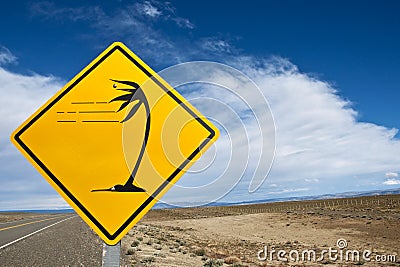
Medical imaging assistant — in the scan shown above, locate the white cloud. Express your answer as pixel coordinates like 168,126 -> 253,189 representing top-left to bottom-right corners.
133,1 -> 194,28
200,37 -> 235,54
383,179 -> 400,185
172,17 -> 194,29
0,54 -> 65,210
195,57 -> 400,184
0,68 -> 62,147
136,1 -> 162,18
241,58 -> 400,183
383,172 -> 400,185
305,178 -> 319,183
265,188 -> 309,195
386,172 -> 398,178
0,46 -> 17,65
0,195 -> 68,211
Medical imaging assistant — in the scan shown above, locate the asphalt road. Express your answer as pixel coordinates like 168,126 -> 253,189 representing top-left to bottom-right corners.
0,215 -> 103,266
0,214 -> 73,249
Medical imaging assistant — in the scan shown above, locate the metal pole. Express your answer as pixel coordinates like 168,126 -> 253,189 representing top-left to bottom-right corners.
102,241 -> 121,267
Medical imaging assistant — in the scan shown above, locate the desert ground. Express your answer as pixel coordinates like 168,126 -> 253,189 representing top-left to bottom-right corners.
1,194 -> 399,266
0,211 -> 56,223
121,195 -> 400,266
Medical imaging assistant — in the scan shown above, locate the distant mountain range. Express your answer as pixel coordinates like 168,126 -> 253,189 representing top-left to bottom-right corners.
1,208 -> 74,213
154,187 -> 400,209
2,188 -> 399,212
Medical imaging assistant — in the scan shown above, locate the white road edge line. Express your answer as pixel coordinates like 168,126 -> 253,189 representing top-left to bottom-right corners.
0,215 -> 77,249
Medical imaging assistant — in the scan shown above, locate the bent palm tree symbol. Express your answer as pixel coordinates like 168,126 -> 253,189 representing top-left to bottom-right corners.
91,79 -> 150,192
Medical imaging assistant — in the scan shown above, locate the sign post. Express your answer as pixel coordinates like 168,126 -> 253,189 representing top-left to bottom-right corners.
11,42 -> 219,249
102,241 -> 121,267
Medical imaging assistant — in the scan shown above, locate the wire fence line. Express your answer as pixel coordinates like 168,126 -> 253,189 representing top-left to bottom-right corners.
218,195 -> 400,215
145,195 -> 400,221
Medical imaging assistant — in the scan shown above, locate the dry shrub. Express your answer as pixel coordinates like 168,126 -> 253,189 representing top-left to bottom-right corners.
224,256 -> 241,264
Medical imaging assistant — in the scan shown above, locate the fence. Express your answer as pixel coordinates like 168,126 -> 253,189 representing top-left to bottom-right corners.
220,195 -> 400,215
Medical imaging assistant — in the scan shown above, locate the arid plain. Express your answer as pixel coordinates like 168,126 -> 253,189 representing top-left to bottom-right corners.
1,194 -> 399,266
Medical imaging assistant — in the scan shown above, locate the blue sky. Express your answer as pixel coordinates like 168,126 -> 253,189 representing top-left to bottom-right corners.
0,0 -> 399,209
3,0 -> 400,130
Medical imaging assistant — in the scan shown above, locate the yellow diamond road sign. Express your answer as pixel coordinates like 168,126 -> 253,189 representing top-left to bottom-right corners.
11,42 -> 219,245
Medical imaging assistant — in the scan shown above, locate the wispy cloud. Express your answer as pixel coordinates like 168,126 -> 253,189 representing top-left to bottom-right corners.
383,179 -> 400,185
30,1 -> 196,66
1,195 -> 68,210
172,17 -> 195,29
265,188 -> 309,195
0,46 -> 17,65
133,1 -> 194,28
30,1 -> 104,22
135,1 -> 162,18
383,172 -> 400,185
386,172 -> 398,178
29,1 -> 233,67
305,178 -> 319,183
200,37 -> 236,54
